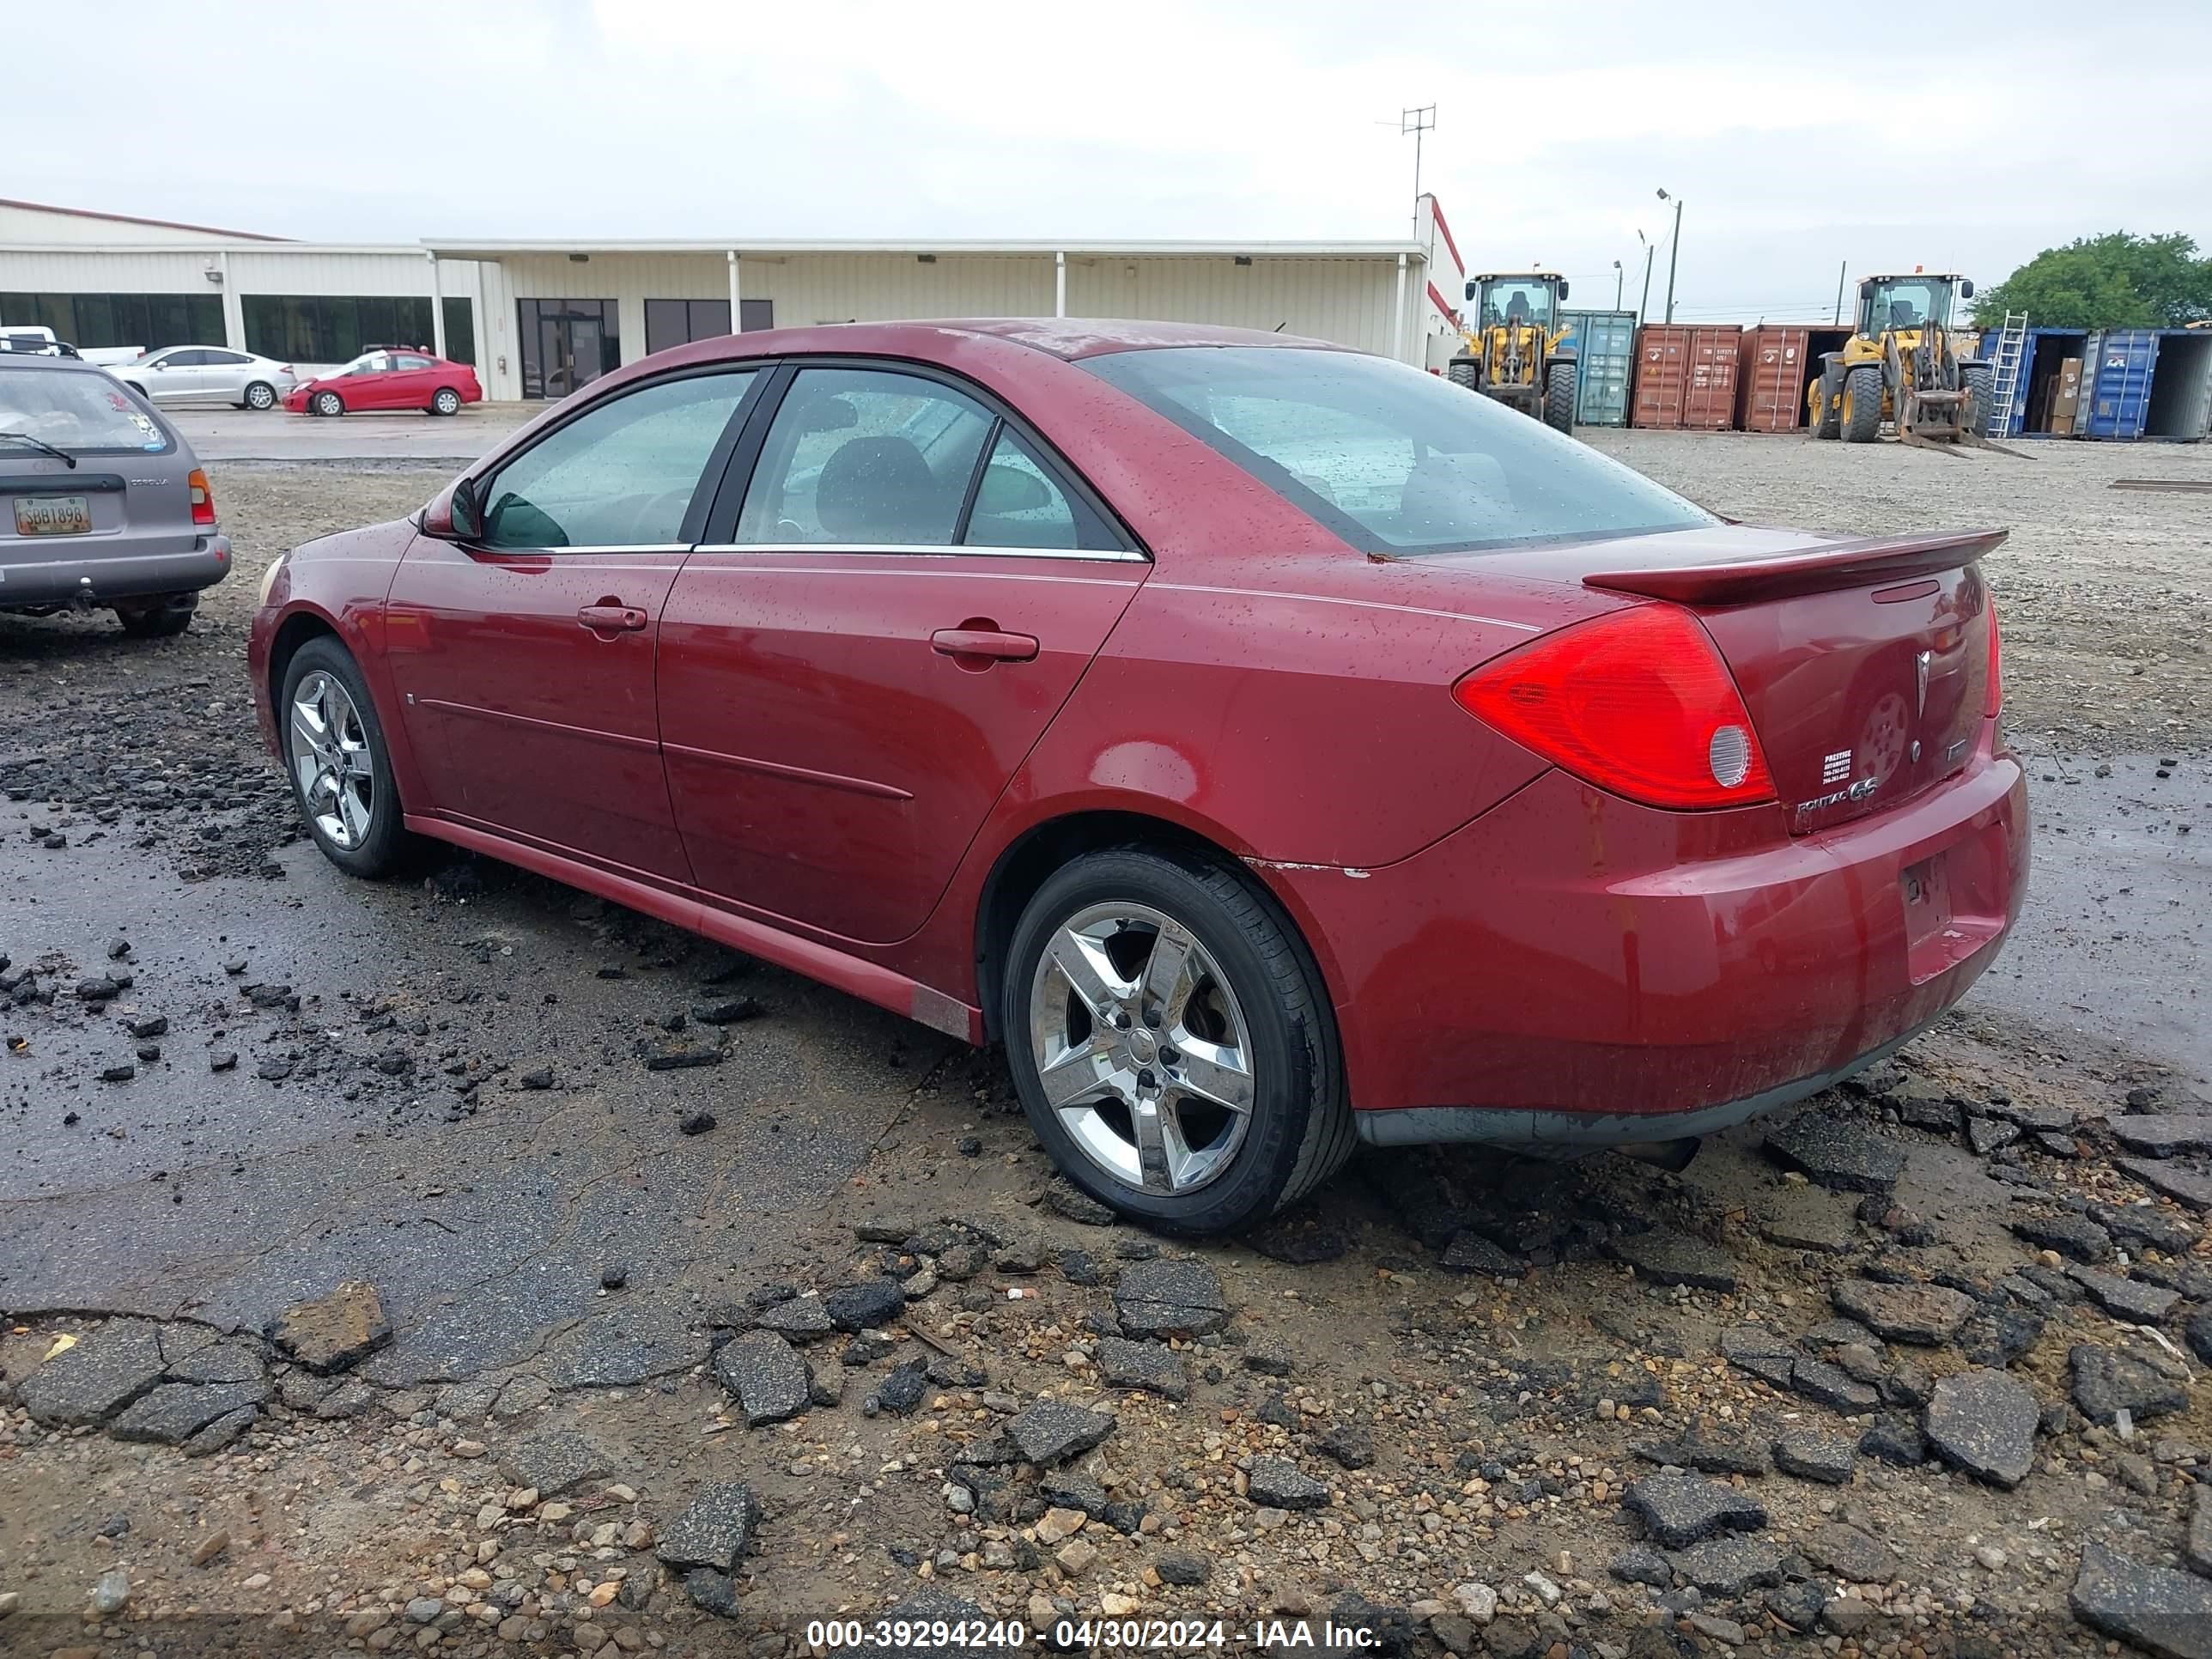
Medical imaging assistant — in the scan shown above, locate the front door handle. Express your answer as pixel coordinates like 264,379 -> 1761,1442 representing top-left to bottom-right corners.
931,627 -> 1038,663
578,602 -> 648,634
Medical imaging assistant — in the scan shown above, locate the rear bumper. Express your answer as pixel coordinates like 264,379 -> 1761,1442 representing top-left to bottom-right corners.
1261,731 -> 2027,1143
0,534 -> 232,606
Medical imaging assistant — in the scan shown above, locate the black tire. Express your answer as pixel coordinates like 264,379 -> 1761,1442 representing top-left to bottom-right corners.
244,380 -> 277,411
1544,362 -> 1577,433
1447,359 -> 1479,390
1001,845 -> 1353,1234
1811,360 -> 1844,438
1962,363 -> 1996,436
115,593 -> 197,638
1841,364 -> 1884,443
430,386 -> 462,416
278,636 -> 415,879
313,390 -> 344,417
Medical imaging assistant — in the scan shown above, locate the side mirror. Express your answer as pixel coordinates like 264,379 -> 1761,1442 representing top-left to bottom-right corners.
1557,280 -> 1570,301
1960,279 -> 1976,300
422,475 -> 483,541
1463,279 -> 1479,302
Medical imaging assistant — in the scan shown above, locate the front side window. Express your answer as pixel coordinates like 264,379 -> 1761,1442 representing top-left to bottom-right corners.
479,370 -> 757,550
0,367 -> 172,453
736,368 -> 994,546
1083,346 -> 1711,556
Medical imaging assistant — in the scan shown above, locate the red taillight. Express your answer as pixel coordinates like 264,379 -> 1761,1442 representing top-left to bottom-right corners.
1453,605 -> 1776,811
187,467 -> 216,527
1983,595 -> 2002,719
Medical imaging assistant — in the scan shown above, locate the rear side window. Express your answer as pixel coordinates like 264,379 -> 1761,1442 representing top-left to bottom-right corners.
965,428 -> 1083,550
736,368 -> 994,546
480,369 -> 757,549
0,367 -> 172,453
1082,346 -> 1711,555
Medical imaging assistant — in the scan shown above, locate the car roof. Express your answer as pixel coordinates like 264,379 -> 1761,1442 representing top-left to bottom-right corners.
705,317 -> 1343,363
0,351 -> 108,374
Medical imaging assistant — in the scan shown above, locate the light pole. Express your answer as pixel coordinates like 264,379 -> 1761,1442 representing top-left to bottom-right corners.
1637,229 -> 1655,323
1613,259 -> 1623,309
1656,187 -> 1685,324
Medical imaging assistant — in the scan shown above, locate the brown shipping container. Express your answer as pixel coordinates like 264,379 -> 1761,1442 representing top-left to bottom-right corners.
1632,325 -> 1742,428
1737,325 -> 1812,431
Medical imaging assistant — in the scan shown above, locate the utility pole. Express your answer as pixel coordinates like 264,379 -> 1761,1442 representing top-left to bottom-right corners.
1833,259 -> 1848,325
1637,230 -> 1655,323
1656,188 -> 1685,324
1401,106 -> 1435,239
1613,260 -> 1623,309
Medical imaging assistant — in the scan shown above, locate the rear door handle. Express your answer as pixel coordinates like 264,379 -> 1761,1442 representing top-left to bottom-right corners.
578,603 -> 648,633
931,628 -> 1038,663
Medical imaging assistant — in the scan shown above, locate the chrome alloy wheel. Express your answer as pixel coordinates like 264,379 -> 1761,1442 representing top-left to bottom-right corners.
1026,902 -> 1256,1194
288,671 -> 374,848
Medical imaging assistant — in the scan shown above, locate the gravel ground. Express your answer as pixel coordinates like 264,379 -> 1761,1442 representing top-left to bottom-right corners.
2,441 -> 2210,1659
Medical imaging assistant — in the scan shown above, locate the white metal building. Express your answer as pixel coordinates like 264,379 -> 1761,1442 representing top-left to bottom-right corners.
3,198 -> 1467,400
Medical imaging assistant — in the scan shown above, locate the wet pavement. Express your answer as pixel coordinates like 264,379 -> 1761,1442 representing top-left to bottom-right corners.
167,403 -> 534,463
1,827 -> 954,1381
1976,748 -> 2209,1082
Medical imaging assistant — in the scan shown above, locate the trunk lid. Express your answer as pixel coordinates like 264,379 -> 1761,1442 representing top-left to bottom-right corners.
1417,524 -> 2000,833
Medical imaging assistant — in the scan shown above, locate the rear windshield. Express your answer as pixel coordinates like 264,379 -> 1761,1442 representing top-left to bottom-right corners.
0,366 -> 173,454
1082,346 -> 1711,555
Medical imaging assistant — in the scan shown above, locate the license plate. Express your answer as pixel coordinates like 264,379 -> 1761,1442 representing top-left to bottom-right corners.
13,495 -> 92,536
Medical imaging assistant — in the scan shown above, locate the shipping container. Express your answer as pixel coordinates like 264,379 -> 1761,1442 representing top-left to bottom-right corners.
1735,325 -> 1853,432
1990,328 -> 2088,438
1557,307 -> 1636,426
2078,329 -> 2160,440
2145,329 -> 2212,441
1632,324 -> 1741,428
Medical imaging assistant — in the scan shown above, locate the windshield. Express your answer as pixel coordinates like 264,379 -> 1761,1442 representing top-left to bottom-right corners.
1477,280 -> 1557,331
0,367 -> 172,453
1082,346 -> 1711,556
1863,278 -> 1953,332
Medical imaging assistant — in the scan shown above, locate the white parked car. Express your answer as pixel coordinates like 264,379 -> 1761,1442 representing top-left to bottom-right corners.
113,346 -> 297,410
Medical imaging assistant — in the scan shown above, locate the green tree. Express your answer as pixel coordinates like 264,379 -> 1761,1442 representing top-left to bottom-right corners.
1973,232 -> 2212,329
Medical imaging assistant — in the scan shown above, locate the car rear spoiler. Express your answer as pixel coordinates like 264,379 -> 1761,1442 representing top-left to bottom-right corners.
1583,528 -> 2006,605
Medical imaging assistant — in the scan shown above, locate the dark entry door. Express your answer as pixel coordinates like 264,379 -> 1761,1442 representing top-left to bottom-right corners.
518,300 -> 618,398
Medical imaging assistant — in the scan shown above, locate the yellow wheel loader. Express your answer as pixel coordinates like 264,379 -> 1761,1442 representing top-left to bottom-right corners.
1448,272 -> 1578,434
1808,272 -> 2002,452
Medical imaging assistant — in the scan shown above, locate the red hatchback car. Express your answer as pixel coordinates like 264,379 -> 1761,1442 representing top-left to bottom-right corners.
248,319 -> 2027,1232
283,348 -> 482,417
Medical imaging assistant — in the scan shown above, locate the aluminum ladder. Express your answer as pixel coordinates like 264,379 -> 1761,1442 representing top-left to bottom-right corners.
1984,312 -> 2029,437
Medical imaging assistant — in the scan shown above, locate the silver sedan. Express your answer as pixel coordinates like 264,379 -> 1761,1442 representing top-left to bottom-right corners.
113,346 -> 297,410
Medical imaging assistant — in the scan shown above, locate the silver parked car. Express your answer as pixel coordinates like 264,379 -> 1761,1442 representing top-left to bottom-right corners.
0,353 -> 233,636
114,345 -> 296,410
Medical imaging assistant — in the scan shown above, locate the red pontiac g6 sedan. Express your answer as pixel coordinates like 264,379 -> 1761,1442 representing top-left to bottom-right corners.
248,319 -> 2027,1232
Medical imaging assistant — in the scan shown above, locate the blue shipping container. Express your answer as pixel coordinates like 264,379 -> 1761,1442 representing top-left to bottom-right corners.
1989,328 -> 2088,438
2080,330 -> 2160,439
1557,307 -> 1636,427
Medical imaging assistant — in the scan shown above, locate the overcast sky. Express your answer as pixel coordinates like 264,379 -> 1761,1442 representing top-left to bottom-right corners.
13,0 -> 2209,319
